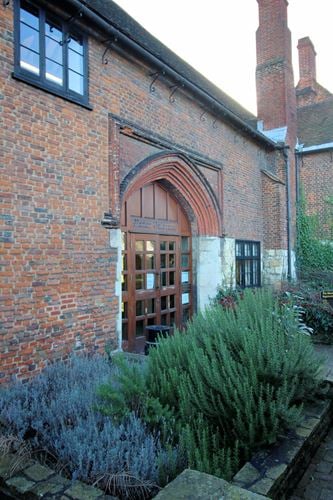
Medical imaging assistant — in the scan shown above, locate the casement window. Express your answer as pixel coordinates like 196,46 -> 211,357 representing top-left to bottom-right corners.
14,0 -> 89,107
235,240 -> 261,288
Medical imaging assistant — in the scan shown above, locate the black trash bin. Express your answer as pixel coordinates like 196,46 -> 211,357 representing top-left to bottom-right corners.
145,325 -> 171,355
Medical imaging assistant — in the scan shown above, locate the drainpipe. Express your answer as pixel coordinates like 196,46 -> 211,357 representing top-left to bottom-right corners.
283,147 -> 292,281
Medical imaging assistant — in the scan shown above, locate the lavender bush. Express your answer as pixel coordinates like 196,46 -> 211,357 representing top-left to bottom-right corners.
0,355 -> 182,498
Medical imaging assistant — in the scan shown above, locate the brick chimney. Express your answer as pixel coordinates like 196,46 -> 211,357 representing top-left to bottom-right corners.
256,0 -> 297,147
297,37 -> 316,88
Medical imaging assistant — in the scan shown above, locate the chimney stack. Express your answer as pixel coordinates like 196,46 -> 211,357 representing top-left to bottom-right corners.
297,37 -> 317,88
256,0 -> 297,146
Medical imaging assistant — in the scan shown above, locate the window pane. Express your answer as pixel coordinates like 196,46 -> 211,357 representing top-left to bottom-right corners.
160,241 -> 167,251
122,254 -> 127,271
170,295 -> 175,308
122,274 -> 128,292
68,70 -> 83,95
20,23 -> 39,52
68,48 -> 83,74
169,254 -> 175,267
161,296 -> 167,310
253,261 -> 259,286
135,241 -> 144,251
161,272 -> 167,287
161,314 -> 168,326
181,237 -> 189,252
45,20 -> 62,43
145,254 -> 154,269
69,35 -> 83,55
136,300 -> 144,316
161,254 -> 166,269
182,308 -> 190,323
236,261 -> 242,287
236,242 -> 242,257
20,46 -> 39,74
244,260 -> 251,286
122,302 -> 127,320
245,243 -> 251,257
136,320 -> 144,337
169,241 -> 175,251
45,59 -> 63,86
20,2 -> 39,30
135,274 -> 144,290
169,271 -> 175,285
181,255 -> 189,267
146,240 -> 155,252
147,299 -> 155,314
45,37 -> 63,64
122,232 -> 127,251
182,293 -> 189,305
122,322 -> 128,340
135,254 -> 143,270
253,244 -> 259,256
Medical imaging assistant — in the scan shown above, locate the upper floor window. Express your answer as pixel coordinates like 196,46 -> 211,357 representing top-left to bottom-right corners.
236,240 -> 261,288
14,0 -> 89,106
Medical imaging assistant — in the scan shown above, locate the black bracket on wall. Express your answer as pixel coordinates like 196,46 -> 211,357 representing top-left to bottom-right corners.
60,10 -> 83,45
200,111 -> 207,122
3,0 -> 10,6
102,36 -> 118,64
169,83 -> 184,103
101,212 -> 119,229
149,71 -> 165,93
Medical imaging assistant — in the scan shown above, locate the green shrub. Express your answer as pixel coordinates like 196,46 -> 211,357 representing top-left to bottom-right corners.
297,193 -> 333,273
281,280 -> 333,343
147,289 -> 323,478
97,354 -> 174,433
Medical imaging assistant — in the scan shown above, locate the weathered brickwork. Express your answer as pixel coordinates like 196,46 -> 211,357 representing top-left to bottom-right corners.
299,151 -> 333,237
1,0 -> 330,381
0,2 -> 283,382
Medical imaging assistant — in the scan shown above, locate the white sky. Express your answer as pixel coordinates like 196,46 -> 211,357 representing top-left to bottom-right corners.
112,0 -> 333,115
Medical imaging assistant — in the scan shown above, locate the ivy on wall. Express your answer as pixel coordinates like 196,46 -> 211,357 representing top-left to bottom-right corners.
296,191 -> 333,275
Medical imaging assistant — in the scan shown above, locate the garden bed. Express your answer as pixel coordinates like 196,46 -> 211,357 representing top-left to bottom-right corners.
1,394 -> 332,500
0,290 -> 328,499
232,396 -> 333,499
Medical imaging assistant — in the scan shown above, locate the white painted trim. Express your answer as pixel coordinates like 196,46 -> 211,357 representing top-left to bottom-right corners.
109,228 -> 123,351
298,142 -> 333,152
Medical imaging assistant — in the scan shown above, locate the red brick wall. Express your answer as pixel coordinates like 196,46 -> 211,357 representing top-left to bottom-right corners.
299,152 -> 333,237
0,2 -> 284,382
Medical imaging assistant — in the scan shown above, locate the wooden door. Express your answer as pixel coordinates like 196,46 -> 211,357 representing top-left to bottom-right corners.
121,182 -> 192,352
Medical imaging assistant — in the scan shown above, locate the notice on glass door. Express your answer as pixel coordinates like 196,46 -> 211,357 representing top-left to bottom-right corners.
181,271 -> 189,283
146,273 -> 155,290
182,293 -> 189,304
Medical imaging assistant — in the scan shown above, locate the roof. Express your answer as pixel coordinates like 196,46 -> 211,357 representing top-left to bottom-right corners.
83,0 -> 257,124
297,97 -> 333,148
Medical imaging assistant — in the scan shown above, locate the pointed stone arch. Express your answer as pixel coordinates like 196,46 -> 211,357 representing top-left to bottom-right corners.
121,152 -> 222,236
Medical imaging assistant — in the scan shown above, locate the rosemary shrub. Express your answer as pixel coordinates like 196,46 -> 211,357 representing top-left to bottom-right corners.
147,289 -> 323,477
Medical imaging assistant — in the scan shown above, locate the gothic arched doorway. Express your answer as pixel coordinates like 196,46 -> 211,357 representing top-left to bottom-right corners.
121,182 -> 192,352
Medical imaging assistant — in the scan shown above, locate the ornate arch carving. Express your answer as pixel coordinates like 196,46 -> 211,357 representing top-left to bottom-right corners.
121,152 -> 222,236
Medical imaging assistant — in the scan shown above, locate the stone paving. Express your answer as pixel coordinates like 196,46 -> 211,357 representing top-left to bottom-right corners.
288,344 -> 333,500
289,427 -> 333,500
314,344 -> 333,383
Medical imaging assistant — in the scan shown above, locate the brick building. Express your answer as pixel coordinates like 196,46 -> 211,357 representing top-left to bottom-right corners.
0,0 -> 332,382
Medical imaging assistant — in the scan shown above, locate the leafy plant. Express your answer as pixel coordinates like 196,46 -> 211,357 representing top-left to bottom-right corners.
296,191 -> 333,275
281,281 -> 333,343
147,289 -> 323,477
97,354 -> 174,431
